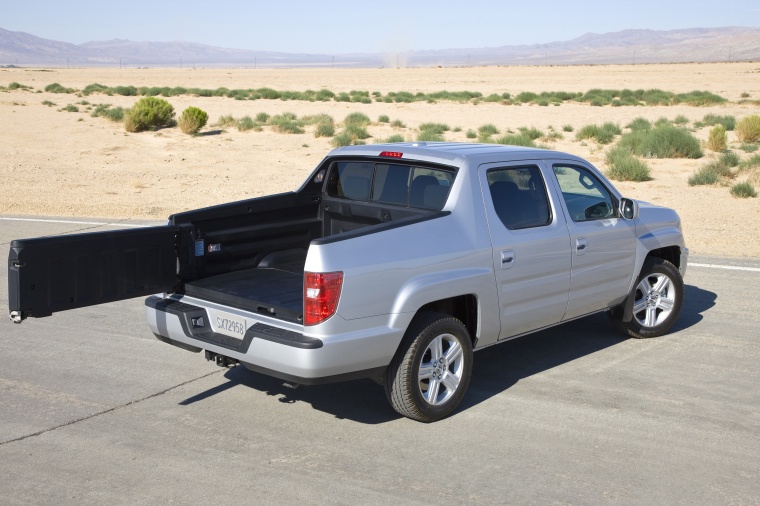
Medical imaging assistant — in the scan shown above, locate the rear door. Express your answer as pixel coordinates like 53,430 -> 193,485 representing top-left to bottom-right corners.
479,161 -> 572,339
8,226 -> 183,321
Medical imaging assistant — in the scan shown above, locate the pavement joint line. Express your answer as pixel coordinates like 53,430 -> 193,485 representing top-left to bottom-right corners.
0,369 -> 224,446
689,262 -> 760,273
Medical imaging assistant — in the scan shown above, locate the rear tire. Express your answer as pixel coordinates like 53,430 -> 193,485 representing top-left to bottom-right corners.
610,257 -> 683,339
384,312 -> 473,422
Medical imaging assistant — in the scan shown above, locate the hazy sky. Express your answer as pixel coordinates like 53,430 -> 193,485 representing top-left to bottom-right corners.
3,0 -> 759,54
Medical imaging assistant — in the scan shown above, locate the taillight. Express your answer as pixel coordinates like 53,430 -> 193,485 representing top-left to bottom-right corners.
304,272 -> 343,326
379,151 -> 403,158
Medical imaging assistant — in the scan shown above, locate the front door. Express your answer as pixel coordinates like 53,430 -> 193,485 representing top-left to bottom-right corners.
547,161 -> 637,320
479,162 -> 572,339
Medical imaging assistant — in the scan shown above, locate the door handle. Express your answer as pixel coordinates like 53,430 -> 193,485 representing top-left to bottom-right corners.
576,238 -> 588,255
501,250 -> 515,269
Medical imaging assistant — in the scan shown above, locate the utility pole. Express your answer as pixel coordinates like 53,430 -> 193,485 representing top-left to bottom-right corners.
254,57 -> 257,69
396,54 -> 399,69
119,58 -> 122,69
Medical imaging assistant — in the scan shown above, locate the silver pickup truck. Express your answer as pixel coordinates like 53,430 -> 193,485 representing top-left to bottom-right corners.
8,142 -> 687,422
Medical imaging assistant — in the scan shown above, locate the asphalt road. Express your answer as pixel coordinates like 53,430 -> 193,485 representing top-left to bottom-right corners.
1,216 -> 759,505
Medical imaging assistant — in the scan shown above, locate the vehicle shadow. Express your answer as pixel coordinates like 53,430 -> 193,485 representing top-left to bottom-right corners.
671,284 -> 716,332
178,283 -> 716,424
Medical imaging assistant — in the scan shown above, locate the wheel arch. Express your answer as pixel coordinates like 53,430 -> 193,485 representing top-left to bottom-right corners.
646,245 -> 682,270
416,294 -> 479,347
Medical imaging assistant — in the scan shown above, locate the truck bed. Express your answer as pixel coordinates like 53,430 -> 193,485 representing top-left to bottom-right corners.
184,266 -> 304,323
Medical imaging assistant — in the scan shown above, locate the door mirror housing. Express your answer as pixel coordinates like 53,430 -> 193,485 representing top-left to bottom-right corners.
620,198 -> 639,220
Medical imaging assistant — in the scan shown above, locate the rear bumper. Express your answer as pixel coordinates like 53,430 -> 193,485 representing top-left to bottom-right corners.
145,295 -> 401,384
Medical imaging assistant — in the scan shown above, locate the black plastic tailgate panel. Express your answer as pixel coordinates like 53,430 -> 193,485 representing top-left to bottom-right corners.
9,226 -> 180,319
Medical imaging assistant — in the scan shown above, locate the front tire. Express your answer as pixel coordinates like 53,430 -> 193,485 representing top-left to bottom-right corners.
611,257 -> 684,339
385,312 -> 473,422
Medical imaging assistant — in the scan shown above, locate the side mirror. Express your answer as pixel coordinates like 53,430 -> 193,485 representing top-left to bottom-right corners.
620,198 -> 639,220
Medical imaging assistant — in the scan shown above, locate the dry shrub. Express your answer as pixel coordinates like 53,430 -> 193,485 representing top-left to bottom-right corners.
736,115 -> 760,143
178,106 -> 208,135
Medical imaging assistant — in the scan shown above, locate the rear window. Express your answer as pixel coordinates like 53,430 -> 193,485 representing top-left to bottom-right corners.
326,161 -> 455,211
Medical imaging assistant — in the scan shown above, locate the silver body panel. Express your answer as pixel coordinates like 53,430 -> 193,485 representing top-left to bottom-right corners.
146,143 -> 687,380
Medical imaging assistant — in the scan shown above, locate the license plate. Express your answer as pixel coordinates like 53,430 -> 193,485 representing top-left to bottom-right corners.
210,310 -> 248,340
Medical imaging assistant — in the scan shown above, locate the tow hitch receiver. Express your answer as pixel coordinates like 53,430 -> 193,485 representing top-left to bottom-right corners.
205,350 -> 238,368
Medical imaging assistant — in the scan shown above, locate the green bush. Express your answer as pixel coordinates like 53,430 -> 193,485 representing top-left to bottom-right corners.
495,134 -> 536,147
237,116 -> 257,131
730,182 -> 757,198
739,154 -> 760,171
215,114 -> 237,127
41,100 -> 56,107
720,151 -> 740,167
123,97 -> 175,132
82,83 -> 109,96
384,134 -> 406,143
417,130 -> 444,142
654,117 -> 672,128
477,124 -> 499,138
707,125 -> 727,152
378,114 -> 390,123
576,123 -> 621,144
113,85 -> 138,96
688,166 -> 720,186
618,125 -> 702,159
736,115 -> 760,143
390,119 -> 406,128
674,115 -> 689,125
605,145 -> 652,181
60,104 -> 78,112
178,106 -> 208,134
626,117 -> 652,131
344,112 -> 371,126
739,143 -> 759,153
301,113 -> 334,126
419,123 -> 450,134
332,131 -> 367,147
518,127 -> 545,140
343,123 -> 370,140
562,124 -> 573,132
45,83 -> 74,94
91,104 -> 125,122
314,122 -> 335,138
255,112 -> 270,123
695,114 -> 735,130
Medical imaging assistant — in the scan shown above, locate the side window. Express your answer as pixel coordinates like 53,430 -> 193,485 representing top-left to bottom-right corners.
552,165 -> 615,222
487,166 -> 551,230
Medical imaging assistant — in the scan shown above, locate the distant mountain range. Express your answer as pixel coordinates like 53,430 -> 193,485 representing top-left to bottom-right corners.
1,26 -> 759,68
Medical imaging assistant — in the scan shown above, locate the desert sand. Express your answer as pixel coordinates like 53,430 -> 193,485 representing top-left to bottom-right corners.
1,62 -> 759,257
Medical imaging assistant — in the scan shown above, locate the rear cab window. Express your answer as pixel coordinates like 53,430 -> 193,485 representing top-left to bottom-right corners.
326,160 -> 455,211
